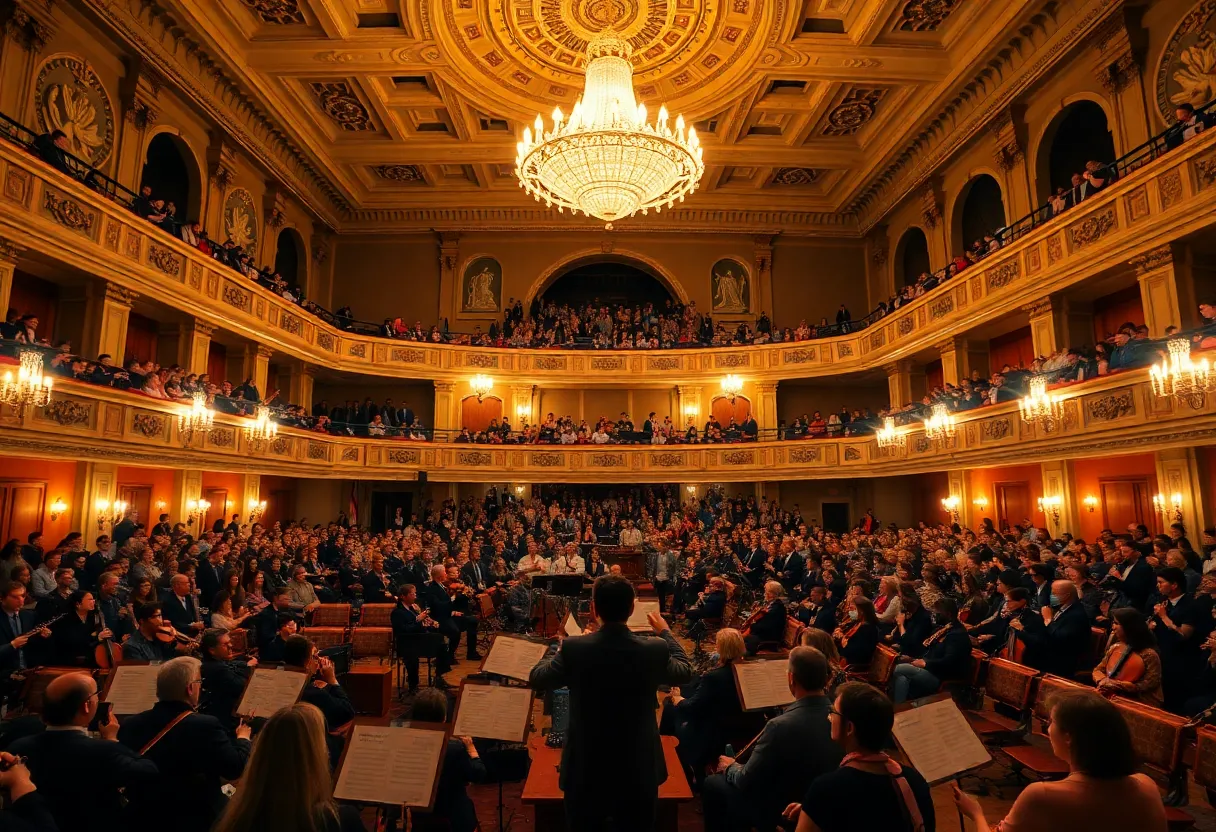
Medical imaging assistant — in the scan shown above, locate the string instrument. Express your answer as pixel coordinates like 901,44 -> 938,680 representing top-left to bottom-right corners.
92,609 -> 121,669
740,602 -> 768,636
839,620 -> 863,647
1099,644 -> 1146,696
153,623 -> 200,649
997,625 -> 1027,663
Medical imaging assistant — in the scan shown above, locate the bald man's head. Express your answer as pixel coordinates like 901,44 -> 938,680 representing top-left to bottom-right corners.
43,672 -> 97,727
1051,579 -> 1078,605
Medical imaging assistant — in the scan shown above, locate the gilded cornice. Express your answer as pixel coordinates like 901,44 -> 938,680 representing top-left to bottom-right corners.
2,370 -> 1212,483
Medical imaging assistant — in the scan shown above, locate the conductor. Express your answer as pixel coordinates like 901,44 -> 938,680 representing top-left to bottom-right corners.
529,574 -> 695,831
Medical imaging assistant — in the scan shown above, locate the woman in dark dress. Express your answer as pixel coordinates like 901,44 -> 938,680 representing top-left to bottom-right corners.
52,590 -> 111,667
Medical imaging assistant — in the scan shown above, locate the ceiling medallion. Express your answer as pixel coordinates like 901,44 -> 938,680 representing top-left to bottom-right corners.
374,164 -> 425,182
897,0 -> 961,33
514,10 -> 704,229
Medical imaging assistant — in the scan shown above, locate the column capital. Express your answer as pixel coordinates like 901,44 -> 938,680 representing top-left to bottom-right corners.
883,359 -> 912,378
434,381 -> 458,393
1020,297 -> 1055,319
989,105 -> 1027,172
188,319 -> 216,338
1091,9 -> 1142,93
254,344 -> 274,360
754,382 -> 779,394
103,282 -> 138,307
1130,244 -> 1176,276
206,132 -> 239,190
0,237 -> 25,264
4,1 -> 55,53
934,337 -> 962,354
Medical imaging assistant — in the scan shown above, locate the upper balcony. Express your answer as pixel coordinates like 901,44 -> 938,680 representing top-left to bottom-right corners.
2,121 -> 1215,386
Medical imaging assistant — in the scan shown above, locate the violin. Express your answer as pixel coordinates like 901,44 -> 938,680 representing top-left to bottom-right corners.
153,624 -> 200,648
740,602 -> 768,636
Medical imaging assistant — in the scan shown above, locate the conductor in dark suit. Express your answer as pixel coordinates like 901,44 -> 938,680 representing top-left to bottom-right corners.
529,574 -> 694,831
9,673 -> 159,832
701,646 -> 842,832
118,656 -> 251,832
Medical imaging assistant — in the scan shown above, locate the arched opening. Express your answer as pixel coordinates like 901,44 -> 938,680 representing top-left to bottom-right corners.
460,396 -> 503,433
895,227 -> 932,286
139,133 -> 202,223
710,395 -> 751,426
538,257 -> 677,310
274,228 -> 305,287
1036,100 -> 1116,205
953,175 -> 1005,253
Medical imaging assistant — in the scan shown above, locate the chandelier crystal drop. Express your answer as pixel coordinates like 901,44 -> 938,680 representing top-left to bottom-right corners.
246,405 -> 278,445
922,402 -> 956,443
1150,338 -> 1214,408
178,391 -> 215,442
875,417 -> 906,451
1018,376 -> 1066,429
514,19 -> 704,229
0,350 -> 53,409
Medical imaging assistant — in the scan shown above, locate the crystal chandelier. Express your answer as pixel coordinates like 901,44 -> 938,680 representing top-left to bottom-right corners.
721,374 -> 744,404
470,374 -> 494,403
922,402 -> 956,443
1150,338 -> 1213,408
875,417 -> 906,451
178,391 -> 214,443
0,351 -> 53,409
514,14 -> 704,229
245,404 -> 278,446
1018,376 -> 1065,430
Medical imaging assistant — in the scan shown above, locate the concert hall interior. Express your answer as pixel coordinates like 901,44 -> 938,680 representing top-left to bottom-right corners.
10,0 -> 1216,830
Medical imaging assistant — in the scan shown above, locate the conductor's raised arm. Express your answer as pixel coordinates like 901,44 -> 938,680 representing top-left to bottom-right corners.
649,611 -> 695,685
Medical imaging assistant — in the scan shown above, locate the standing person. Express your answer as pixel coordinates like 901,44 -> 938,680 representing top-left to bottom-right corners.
529,574 -> 694,831
953,692 -> 1167,831
782,681 -> 934,832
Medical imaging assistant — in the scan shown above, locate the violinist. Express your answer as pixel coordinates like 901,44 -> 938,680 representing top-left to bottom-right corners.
51,590 -> 113,667
122,602 -> 191,662
200,629 -> 257,732
391,584 -> 451,692
422,564 -> 461,662
445,566 -> 481,661
743,580 -> 787,655
1094,608 -> 1162,706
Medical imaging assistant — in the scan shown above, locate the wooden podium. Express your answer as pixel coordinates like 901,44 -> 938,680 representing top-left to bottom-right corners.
597,546 -> 645,580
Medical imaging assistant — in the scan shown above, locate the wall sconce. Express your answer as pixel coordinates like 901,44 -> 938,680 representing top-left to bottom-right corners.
185,498 -> 211,527
721,374 -> 744,404
470,374 -> 494,403
972,495 -> 989,512
682,403 -> 700,422
94,498 -> 128,531
1083,495 -> 1098,513
516,404 -> 531,423
941,495 -> 960,523
1153,492 -> 1183,523
48,497 -> 67,522
154,499 -> 167,513
513,485 -> 525,497
248,499 -> 267,524
1037,495 -> 1062,524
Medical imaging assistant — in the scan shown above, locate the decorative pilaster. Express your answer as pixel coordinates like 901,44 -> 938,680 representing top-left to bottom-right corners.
754,382 -> 779,435
433,381 -> 458,440
0,1 -> 55,122
437,232 -> 461,328
240,474 -> 261,527
177,319 -> 214,375
866,224 -> 891,307
114,58 -> 164,191
509,384 -> 535,426
1091,8 -> 1150,154
1154,448 -> 1207,540
81,282 -> 137,361
946,469 -> 971,528
0,237 -> 24,316
885,360 -> 914,409
310,222 -> 334,304
675,385 -> 703,429
260,180 -> 288,265
1131,243 -> 1194,337
288,364 -> 316,412
203,132 -> 238,236
753,235 -> 775,319
1022,297 -> 1062,357
171,469 -> 204,528
989,106 -> 1033,221
74,462 -> 118,537
1040,459 -> 1080,538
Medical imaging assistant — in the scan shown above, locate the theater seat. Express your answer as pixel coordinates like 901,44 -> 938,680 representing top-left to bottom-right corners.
963,658 -> 1037,736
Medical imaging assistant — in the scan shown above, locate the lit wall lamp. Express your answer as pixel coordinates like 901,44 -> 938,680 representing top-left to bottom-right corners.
516,404 -> 531,423
1037,495 -> 1062,524
721,374 -> 744,404
682,402 -> 700,423
94,498 -> 128,531
514,485 -> 525,497
48,497 -> 67,522
470,374 -> 494,403
1083,495 -> 1098,513
972,495 -> 989,512
248,499 -> 267,524
941,495 -> 960,523
186,498 -> 211,527
154,499 -> 167,513
1153,492 -> 1184,524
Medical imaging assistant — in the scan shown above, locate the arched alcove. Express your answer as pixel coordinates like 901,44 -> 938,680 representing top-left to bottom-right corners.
139,132 -> 202,223
710,395 -> 751,426
540,259 -> 676,309
273,227 -> 306,287
895,227 -> 932,286
526,251 -> 688,310
461,396 -> 503,433
953,175 -> 1006,253
1035,100 -> 1116,204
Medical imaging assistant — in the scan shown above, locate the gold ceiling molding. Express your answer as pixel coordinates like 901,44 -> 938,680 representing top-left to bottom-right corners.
78,0 -> 347,224
897,0 -> 963,33
853,0 -> 1118,230
238,0 -> 306,26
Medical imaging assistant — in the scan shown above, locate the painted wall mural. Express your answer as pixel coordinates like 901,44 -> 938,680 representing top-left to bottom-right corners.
1157,2 -> 1216,122
223,189 -> 259,255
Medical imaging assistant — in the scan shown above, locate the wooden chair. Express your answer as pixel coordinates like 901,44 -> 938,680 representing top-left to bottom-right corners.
753,615 -> 802,654
358,604 -> 395,627
227,627 -> 248,655
964,657 -> 1038,736
350,626 -> 393,664
1002,674 -> 1086,781
301,626 -> 348,652
18,667 -> 93,715
1191,725 -> 1216,808
311,603 -> 352,628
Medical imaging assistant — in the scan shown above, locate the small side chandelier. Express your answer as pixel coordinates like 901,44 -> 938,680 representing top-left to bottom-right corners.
922,403 -> 956,443
0,351 -> 53,410
941,495 -> 960,523
245,405 -> 278,447
185,497 -> 211,527
178,391 -> 214,443
247,498 -> 267,524
1153,492 -> 1183,524
514,13 -> 704,229
875,417 -> 906,451
94,498 -> 128,531
973,495 -> 989,512
470,374 -> 494,403
48,497 -> 67,522
722,374 -> 744,404
1037,495 -> 1062,524
1019,376 -> 1065,430
1150,338 -> 1213,408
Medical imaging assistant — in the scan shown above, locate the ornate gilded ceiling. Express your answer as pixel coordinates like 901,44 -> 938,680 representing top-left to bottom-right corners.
98,0 -> 1060,230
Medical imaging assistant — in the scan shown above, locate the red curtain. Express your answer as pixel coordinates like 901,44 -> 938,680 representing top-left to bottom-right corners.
1092,285 -> 1145,342
123,313 -> 159,364
8,273 -> 56,343
461,396 -> 503,432
989,326 -> 1035,370
207,342 -> 227,382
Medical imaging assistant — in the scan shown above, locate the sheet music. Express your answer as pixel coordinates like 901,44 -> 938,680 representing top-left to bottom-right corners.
452,685 -> 533,743
563,613 -> 582,637
334,726 -> 446,807
733,659 -> 795,710
236,668 -> 308,717
626,600 -> 661,632
892,697 -> 992,785
103,664 -> 160,714
481,637 -> 549,681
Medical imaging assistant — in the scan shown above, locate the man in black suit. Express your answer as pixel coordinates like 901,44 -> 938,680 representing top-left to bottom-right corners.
9,673 -> 159,832
160,573 -> 204,635
0,584 -> 52,682
1105,540 -> 1155,611
1151,567 -> 1204,713
118,657 -> 251,832
774,544 -> 804,593
392,584 -> 452,692
196,547 -> 224,609
460,555 -> 488,593
398,402 -> 416,427
151,513 -> 172,538
1023,580 -> 1091,678
530,574 -> 694,831
199,629 -> 256,732
421,564 -> 463,661
1028,563 -> 1054,610
702,646 -> 842,831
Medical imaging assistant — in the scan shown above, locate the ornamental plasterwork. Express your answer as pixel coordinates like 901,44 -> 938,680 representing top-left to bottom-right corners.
820,88 -> 888,136
238,0 -> 305,25
309,82 -> 376,132
897,0 -> 962,33
35,56 -> 115,166
1155,1 -> 1216,125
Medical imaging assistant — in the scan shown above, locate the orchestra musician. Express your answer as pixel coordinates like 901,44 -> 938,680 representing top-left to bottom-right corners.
685,576 -> 728,629
50,590 -> 113,667
890,598 -> 970,704
0,583 -> 53,686
972,587 -> 1045,665
742,581 -> 788,655
200,628 -> 258,732
392,583 -> 452,692
445,566 -> 482,661
661,627 -> 746,787
161,573 -> 205,635
835,596 -> 879,670
1094,607 -> 1162,706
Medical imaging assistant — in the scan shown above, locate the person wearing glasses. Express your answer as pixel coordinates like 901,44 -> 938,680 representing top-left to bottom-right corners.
117,657 -> 252,832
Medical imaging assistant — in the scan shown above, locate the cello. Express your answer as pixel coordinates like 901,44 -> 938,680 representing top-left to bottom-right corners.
92,608 -> 122,669
1098,644 -> 1146,697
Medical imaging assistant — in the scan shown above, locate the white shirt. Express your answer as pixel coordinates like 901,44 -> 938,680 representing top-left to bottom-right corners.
620,528 -> 643,547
